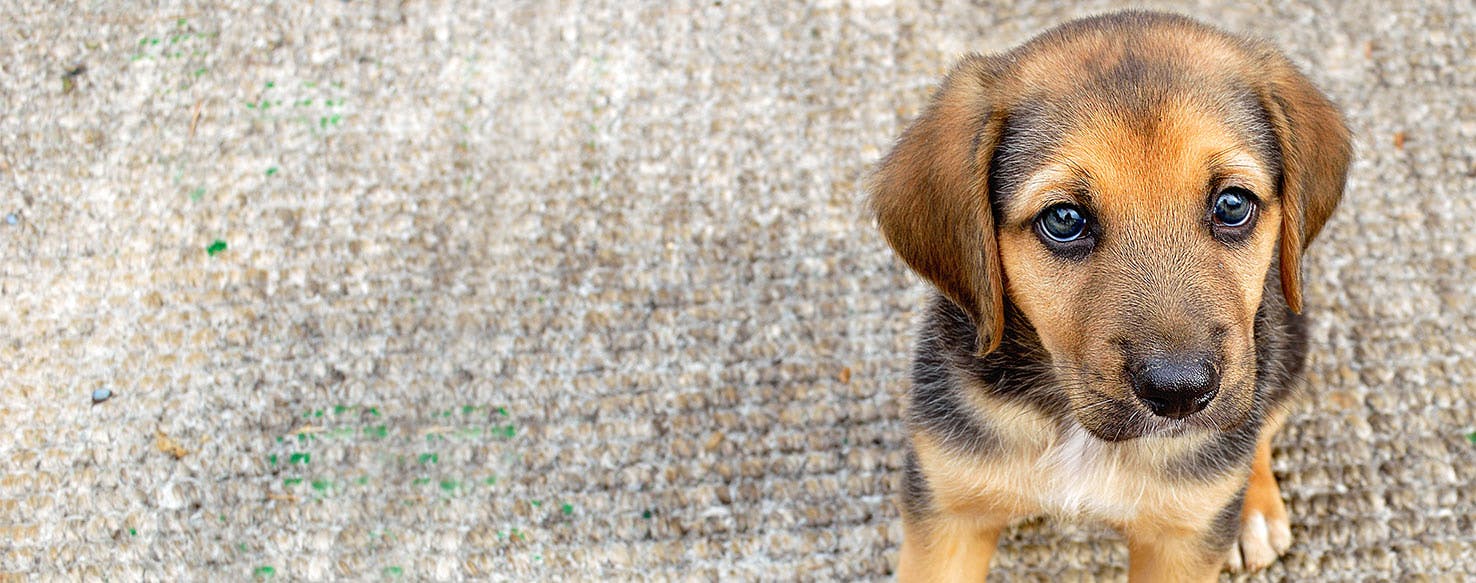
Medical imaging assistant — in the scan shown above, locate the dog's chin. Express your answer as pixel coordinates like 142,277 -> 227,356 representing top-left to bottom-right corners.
1072,391 -> 1254,443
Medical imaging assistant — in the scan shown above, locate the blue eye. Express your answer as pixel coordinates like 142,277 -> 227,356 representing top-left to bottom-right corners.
1213,188 -> 1255,227
1037,204 -> 1088,242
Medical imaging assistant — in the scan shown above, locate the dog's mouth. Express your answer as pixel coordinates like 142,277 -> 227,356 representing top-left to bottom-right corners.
1070,386 -> 1253,442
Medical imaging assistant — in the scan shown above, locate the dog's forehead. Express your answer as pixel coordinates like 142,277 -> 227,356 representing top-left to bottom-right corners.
989,40 -> 1280,214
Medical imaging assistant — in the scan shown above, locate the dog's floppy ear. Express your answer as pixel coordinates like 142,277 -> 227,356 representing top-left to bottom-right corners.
1259,53 -> 1352,313
869,55 -> 1007,355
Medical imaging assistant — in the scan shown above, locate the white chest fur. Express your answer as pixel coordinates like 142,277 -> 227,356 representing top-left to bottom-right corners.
1029,425 -> 1144,521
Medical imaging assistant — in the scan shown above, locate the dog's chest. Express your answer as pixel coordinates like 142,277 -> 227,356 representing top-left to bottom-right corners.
1023,427 -> 1146,521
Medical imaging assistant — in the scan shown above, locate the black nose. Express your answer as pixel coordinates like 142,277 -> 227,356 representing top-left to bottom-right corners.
1129,353 -> 1219,419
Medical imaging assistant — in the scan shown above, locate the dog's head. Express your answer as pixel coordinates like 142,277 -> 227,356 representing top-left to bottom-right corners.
870,12 -> 1350,440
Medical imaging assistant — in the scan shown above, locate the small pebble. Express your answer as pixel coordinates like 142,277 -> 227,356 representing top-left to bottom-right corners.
92,388 -> 113,403
3,213 -> 16,225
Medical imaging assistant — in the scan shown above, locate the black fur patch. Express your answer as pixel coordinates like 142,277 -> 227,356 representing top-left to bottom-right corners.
908,297 -> 1073,456
1204,486 -> 1248,554
908,299 -> 1005,455
900,448 -> 934,520
989,100 -> 1065,211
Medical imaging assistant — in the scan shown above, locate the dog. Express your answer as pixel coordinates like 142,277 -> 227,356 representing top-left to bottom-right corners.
868,11 -> 1350,581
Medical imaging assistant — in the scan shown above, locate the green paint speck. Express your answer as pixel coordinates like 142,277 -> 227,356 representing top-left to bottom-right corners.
314,409 -> 323,418
334,405 -> 348,415
497,407 -> 509,416
190,187 -> 205,201
238,543 -> 247,552
284,478 -> 302,487
219,514 -> 227,522
356,476 -> 369,485
484,476 -> 497,486
265,81 -> 274,88
253,566 -> 275,578
462,405 -> 474,415
531,500 -> 542,508
129,527 -> 138,536
329,114 -> 342,126
206,239 -> 227,256
265,166 -> 278,176
311,479 -> 330,492
289,452 -> 310,464
367,425 -> 387,438
384,566 -> 403,577
369,407 -> 380,417
642,510 -> 652,519
194,67 -> 206,77
501,425 -> 516,438
276,436 -> 283,443
418,453 -> 438,465
561,503 -> 573,515
177,18 -> 186,26
439,480 -> 458,493
268,454 -> 277,466
1467,431 -> 1476,445
413,477 -> 430,486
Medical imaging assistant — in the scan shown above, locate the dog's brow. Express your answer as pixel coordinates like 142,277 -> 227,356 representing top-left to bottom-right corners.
1208,150 -> 1274,193
1208,149 -> 1260,171
1013,165 -> 1091,208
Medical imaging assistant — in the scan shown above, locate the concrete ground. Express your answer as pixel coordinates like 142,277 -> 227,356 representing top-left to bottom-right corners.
1,0 -> 1473,580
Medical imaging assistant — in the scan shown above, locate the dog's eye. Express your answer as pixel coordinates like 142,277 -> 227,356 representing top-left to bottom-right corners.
1036,204 -> 1088,243
1212,188 -> 1255,227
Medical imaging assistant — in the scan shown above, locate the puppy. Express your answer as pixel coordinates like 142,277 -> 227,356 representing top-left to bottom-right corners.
868,11 -> 1350,581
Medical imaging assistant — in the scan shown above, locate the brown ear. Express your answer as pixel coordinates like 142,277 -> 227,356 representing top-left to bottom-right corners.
869,55 -> 1007,355
1260,53 -> 1352,313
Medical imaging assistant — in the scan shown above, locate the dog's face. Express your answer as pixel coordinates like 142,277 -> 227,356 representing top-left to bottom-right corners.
871,14 -> 1350,441
996,88 -> 1283,439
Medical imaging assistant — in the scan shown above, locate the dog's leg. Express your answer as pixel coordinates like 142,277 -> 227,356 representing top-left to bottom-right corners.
1225,425 -> 1293,572
897,514 -> 1005,583
1124,525 -> 1228,583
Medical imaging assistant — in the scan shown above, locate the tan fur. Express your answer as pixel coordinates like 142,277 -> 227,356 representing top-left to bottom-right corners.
1244,430 -> 1288,528
897,512 -> 1007,583
871,12 -> 1350,582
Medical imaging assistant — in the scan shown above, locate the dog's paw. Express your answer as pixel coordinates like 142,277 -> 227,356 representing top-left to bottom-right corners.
1224,505 -> 1292,572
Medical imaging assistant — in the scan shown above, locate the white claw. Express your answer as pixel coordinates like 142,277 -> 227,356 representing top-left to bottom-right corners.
1240,512 -> 1276,569
1269,515 -> 1293,554
1226,541 -> 1244,572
